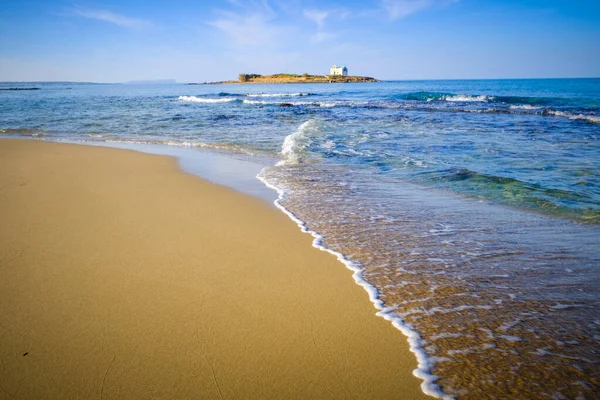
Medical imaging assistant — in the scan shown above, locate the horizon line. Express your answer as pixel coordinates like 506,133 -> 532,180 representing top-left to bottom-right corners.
2,76 -> 599,85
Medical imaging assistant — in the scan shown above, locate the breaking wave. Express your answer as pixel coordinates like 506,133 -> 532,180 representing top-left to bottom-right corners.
542,110 -> 600,124
400,92 -> 493,102
242,99 -> 368,108
177,95 -> 238,103
245,92 -> 313,97
509,104 -> 542,110
278,120 -> 323,165
444,94 -> 492,102
238,93 -> 600,124
398,92 -> 587,107
212,92 -> 314,98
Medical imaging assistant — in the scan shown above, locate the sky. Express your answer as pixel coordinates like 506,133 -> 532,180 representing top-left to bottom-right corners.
1,0 -> 599,82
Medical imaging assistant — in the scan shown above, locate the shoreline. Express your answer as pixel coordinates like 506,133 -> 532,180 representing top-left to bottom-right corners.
256,174 -> 449,399
81,140 -> 278,204
0,139 -> 429,399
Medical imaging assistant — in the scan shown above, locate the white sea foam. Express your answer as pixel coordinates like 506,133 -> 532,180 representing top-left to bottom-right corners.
178,95 -> 237,103
509,104 -> 541,110
242,99 -> 368,108
278,120 -> 322,165
243,99 -> 332,107
479,328 -> 495,339
242,99 -> 316,106
245,92 -> 309,97
443,94 -> 492,102
103,138 -> 255,155
499,319 -> 521,332
321,139 -> 336,150
398,304 -> 492,318
256,134 -> 455,399
499,335 -> 522,342
573,113 -> 594,122
243,99 -> 268,105
550,303 -> 582,309
532,349 -> 595,363
430,356 -> 453,363
431,332 -> 475,340
447,346 -> 480,355
546,110 -> 600,124
316,102 -> 344,108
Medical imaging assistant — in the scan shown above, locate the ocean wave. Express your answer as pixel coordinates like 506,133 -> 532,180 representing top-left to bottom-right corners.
509,104 -> 542,110
400,92 -> 492,102
412,104 -> 599,125
241,97 -> 600,126
245,92 -> 312,97
400,92 -> 452,101
444,94 -> 492,102
213,92 -> 313,98
494,95 -> 568,106
217,92 -> 244,97
398,92 -> 584,108
177,95 -> 237,103
278,120 -> 322,165
243,99 -> 283,105
543,110 -> 600,124
178,93 -> 599,126
243,99 -> 367,108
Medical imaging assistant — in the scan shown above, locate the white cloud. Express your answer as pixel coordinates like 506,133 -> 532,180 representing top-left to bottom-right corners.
208,1 -> 297,50
381,0 -> 456,20
303,9 -> 329,28
302,8 -> 345,44
208,11 -> 283,48
71,7 -> 151,29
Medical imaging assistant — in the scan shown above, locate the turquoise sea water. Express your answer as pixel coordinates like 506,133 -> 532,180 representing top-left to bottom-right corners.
1,79 -> 599,399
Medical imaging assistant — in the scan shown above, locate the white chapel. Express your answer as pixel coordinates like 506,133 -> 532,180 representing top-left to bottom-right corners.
329,65 -> 348,76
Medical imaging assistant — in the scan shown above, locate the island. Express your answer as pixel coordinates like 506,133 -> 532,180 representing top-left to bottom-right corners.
192,73 -> 379,85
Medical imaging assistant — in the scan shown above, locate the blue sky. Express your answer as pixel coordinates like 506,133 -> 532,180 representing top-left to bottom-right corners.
1,0 -> 599,82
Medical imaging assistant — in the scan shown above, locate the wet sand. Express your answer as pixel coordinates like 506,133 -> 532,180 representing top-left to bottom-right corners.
0,139 -> 428,400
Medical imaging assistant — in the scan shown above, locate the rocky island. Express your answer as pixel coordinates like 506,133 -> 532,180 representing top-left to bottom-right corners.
193,73 -> 379,85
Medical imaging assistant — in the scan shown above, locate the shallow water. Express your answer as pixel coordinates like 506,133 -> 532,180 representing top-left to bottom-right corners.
2,79 -> 599,399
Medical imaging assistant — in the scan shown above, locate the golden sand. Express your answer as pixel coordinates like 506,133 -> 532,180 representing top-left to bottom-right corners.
0,139 -> 427,400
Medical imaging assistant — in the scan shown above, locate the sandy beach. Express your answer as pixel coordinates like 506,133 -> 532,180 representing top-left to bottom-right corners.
0,139 -> 427,400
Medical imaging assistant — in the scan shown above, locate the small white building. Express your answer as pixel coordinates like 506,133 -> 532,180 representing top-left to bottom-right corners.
329,64 -> 348,77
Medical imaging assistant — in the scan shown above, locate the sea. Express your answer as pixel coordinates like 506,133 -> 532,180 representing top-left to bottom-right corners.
1,79 -> 599,399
